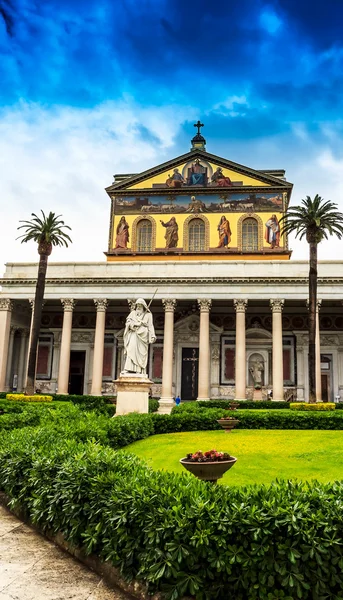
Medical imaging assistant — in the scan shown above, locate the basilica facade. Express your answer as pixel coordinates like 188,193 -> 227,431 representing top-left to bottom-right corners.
1,128 -> 343,408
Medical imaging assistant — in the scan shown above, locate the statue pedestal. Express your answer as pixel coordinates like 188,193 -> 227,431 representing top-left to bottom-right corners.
114,373 -> 152,416
253,388 -> 263,401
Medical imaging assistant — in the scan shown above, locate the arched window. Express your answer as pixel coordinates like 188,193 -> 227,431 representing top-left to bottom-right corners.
188,218 -> 205,251
242,218 -> 258,251
137,219 -> 152,251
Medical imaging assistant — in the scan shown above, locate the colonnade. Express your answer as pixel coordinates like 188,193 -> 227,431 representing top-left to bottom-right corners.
0,297 -> 323,400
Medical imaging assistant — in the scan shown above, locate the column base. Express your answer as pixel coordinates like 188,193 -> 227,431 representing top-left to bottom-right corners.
272,398 -> 285,402
114,374 -> 152,415
234,398 -> 247,402
197,397 -> 210,402
158,397 -> 174,414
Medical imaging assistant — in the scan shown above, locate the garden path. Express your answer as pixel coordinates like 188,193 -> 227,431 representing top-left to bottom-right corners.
0,505 -> 131,600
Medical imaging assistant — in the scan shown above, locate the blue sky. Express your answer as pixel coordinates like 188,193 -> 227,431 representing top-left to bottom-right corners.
1,0 -> 343,264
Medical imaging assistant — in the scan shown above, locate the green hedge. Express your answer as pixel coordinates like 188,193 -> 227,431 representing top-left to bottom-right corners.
2,419 -> 343,599
174,400 -> 290,412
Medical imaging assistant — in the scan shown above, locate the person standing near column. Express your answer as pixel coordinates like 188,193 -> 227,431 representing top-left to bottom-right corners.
197,299 -> 212,401
234,299 -> 247,401
270,299 -> 284,401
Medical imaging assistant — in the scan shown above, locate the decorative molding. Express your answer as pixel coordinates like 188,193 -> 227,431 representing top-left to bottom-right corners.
162,298 -> 177,312
270,299 -> 284,313
71,332 -> 94,343
29,298 -> 35,310
197,298 -> 212,312
233,299 -> 248,313
183,214 -> 210,251
93,299 -> 108,312
61,298 -> 76,312
0,299 -> 13,311
211,344 -> 220,362
131,215 -> 156,252
237,213 -> 264,252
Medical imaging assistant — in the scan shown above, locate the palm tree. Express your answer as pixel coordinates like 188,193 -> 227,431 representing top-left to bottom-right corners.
280,195 -> 343,403
17,211 -> 72,394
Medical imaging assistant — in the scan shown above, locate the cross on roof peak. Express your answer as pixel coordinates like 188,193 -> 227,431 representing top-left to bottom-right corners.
194,120 -> 204,135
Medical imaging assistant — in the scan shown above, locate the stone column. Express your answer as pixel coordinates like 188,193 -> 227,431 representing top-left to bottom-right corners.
270,299 -> 284,401
159,299 -> 176,413
5,325 -> 16,391
90,299 -> 108,396
316,300 -> 322,402
234,299 -> 248,401
18,329 -> 29,392
57,299 -> 76,394
197,299 -> 212,401
0,299 -> 13,392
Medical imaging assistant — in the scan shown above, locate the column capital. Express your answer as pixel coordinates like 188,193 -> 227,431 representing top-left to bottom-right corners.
0,299 -> 13,311
162,298 -> 177,312
17,327 -> 30,338
197,299 -> 212,313
306,299 -> 322,311
93,299 -> 108,312
61,298 -> 76,312
270,299 -> 284,313
233,299 -> 248,313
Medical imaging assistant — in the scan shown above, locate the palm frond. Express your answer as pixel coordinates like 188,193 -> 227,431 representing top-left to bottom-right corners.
17,210 -> 72,248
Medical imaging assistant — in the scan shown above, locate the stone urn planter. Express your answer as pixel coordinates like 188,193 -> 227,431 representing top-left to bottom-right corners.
180,450 -> 237,483
229,402 -> 240,410
217,418 -> 240,433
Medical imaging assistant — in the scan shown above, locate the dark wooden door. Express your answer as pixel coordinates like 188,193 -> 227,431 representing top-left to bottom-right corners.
68,351 -> 86,395
321,374 -> 329,403
181,347 -> 199,400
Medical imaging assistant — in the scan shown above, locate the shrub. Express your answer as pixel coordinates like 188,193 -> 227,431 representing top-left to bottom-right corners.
148,398 -> 159,413
0,392 -> 7,399
290,402 -> 336,411
6,394 -> 52,402
2,424 -> 343,599
0,409 -> 42,431
173,400 -> 290,412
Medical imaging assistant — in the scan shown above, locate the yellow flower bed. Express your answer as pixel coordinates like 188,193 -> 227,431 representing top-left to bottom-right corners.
290,402 -> 336,411
6,394 -> 52,402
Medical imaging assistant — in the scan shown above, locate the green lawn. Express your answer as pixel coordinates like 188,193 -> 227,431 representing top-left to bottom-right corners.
123,430 -> 343,486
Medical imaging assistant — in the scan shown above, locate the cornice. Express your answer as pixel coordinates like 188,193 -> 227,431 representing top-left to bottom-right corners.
2,276 -> 343,286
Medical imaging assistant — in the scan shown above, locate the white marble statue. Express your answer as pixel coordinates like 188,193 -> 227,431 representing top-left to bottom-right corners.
123,298 -> 156,374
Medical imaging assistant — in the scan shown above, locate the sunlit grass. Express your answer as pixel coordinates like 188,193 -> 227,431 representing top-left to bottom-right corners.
123,430 -> 343,486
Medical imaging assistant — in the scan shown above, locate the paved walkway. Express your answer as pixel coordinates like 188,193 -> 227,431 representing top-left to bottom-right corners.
0,505 -> 130,600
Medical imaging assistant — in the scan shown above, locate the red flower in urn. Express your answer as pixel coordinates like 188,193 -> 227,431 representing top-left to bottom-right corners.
185,449 -> 233,463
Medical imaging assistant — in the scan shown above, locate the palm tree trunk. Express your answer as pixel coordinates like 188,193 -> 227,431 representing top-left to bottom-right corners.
25,253 -> 49,394
308,241 -> 317,403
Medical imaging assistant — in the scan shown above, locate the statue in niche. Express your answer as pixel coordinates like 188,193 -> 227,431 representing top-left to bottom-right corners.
160,216 -> 179,248
249,358 -> 264,386
217,215 -> 231,248
265,214 -> 280,249
115,216 -> 129,249
123,299 -> 156,374
211,167 -> 233,187
166,168 -> 185,188
187,159 -> 207,186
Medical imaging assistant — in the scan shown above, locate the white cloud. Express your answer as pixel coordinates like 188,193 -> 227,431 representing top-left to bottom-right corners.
1,102 -> 343,279
0,100 -> 192,270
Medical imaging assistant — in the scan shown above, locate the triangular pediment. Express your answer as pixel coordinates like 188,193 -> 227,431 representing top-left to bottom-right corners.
106,150 -> 292,195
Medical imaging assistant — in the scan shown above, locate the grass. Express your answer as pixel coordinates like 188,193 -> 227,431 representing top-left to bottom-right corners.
124,430 -> 343,486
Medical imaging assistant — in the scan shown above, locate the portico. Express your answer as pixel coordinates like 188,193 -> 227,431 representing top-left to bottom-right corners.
1,260 -> 343,405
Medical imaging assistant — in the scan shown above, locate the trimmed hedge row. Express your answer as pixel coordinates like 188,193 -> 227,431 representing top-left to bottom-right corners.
2,415 -> 343,599
290,402 -> 336,411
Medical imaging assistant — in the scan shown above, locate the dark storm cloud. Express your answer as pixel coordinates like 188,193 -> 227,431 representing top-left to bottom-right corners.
1,0 -> 343,138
